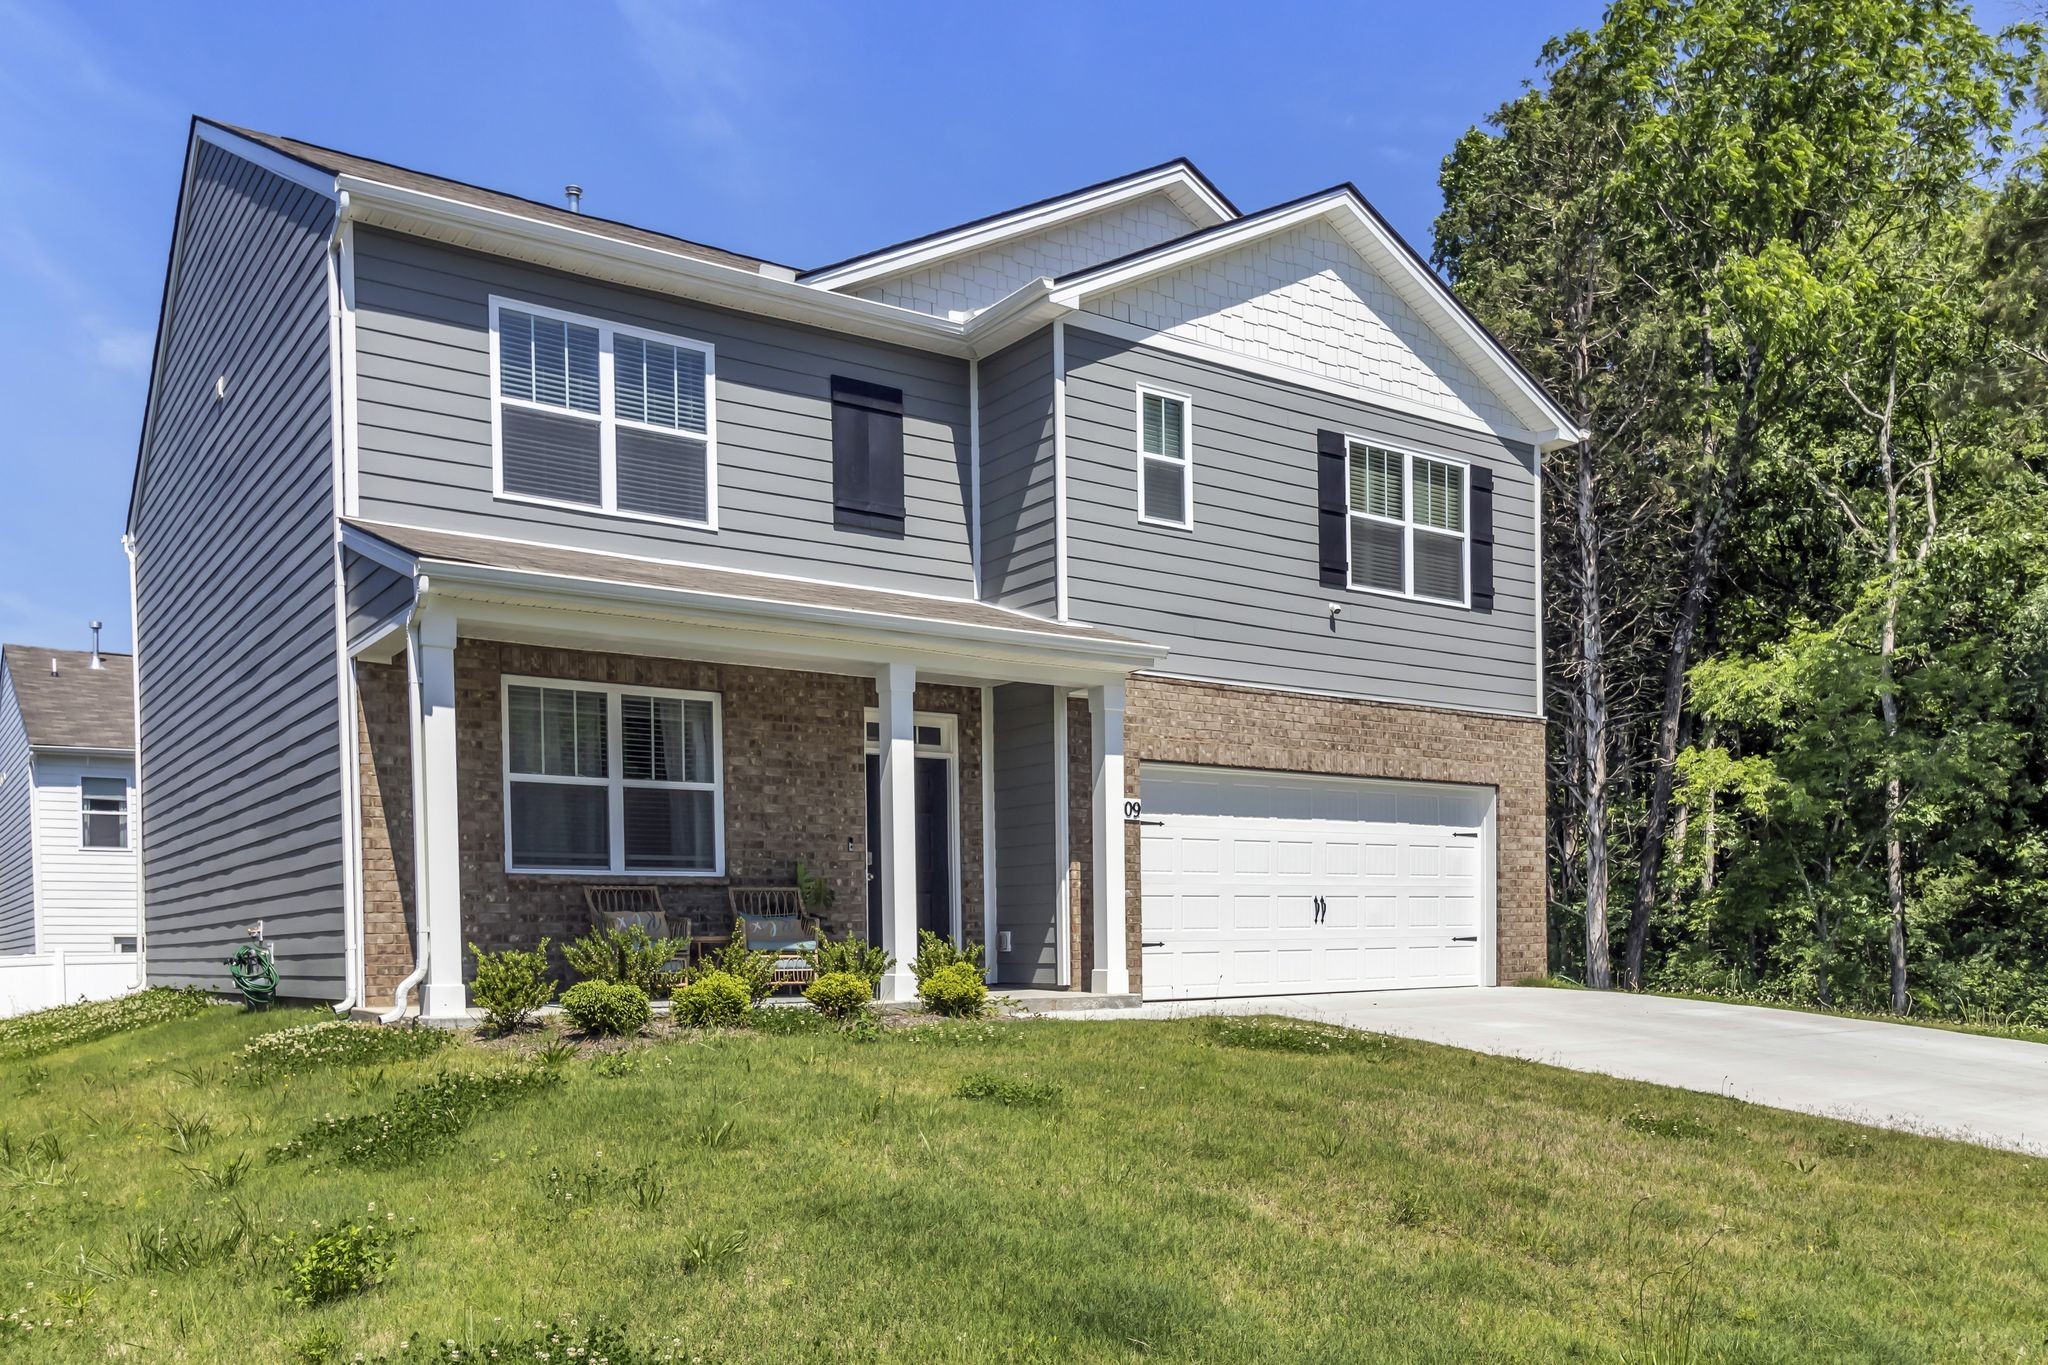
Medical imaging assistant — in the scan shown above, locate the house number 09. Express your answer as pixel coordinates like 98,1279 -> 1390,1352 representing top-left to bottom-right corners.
1122,798 -> 1143,822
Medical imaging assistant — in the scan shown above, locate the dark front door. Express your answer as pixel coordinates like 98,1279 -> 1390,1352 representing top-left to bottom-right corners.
865,753 -> 954,944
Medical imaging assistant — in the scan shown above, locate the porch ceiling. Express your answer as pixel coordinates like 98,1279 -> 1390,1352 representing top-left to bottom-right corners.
342,519 -> 1164,686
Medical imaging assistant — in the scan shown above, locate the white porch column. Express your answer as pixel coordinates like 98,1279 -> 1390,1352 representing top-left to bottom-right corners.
875,663 -> 920,1001
1088,679 -> 1130,995
416,610 -> 468,1021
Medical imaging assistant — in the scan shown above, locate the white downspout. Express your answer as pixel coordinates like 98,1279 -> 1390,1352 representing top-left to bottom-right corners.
380,609 -> 431,1022
327,195 -> 362,1016
121,534 -> 147,980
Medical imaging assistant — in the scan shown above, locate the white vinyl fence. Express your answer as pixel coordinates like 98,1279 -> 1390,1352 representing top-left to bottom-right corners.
0,950 -> 144,1017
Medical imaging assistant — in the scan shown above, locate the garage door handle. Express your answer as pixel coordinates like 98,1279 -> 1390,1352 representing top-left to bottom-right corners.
1141,941 -> 1165,949
1452,935 -> 1478,943
1453,831 -> 1479,838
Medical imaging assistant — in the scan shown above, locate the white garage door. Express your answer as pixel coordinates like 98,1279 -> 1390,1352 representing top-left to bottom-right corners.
1139,766 -> 1492,1001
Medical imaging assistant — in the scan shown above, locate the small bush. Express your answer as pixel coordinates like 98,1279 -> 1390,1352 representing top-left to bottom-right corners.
911,929 -> 986,986
273,1068 -> 562,1168
469,941 -> 555,1034
956,1072 -> 1061,1106
560,981 -> 652,1037
697,927 -> 778,1003
278,1220 -> 397,1307
1207,1017 -> 1393,1057
562,926 -> 683,998
804,971 -> 874,1019
673,971 -> 752,1029
1622,1109 -> 1716,1141
231,1020 -> 449,1082
918,961 -> 987,1018
0,987 -> 214,1061
805,936 -> 893,989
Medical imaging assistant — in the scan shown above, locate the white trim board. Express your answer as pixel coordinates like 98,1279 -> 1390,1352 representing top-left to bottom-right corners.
801,162 -> 1235,291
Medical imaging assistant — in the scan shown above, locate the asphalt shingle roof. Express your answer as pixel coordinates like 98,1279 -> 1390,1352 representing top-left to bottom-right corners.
1,646 -> 134,751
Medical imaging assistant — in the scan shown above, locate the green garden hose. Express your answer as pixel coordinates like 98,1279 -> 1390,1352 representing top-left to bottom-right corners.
226,942 -> 278,1008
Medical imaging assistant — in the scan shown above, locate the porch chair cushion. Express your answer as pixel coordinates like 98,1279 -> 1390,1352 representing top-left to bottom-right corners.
727,887 -> 820,988
582,887 -> 689,971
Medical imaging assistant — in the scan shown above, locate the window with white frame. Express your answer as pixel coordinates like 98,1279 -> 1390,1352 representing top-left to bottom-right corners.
503,678 -> 723,874
1346,440 -> 1467,604
492,299 -> 716,527
1137,388 -> 1192,527
80,777 -> 128,850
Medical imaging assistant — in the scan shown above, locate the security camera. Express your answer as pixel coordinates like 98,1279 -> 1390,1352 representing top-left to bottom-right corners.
1327,603 -> 1344,617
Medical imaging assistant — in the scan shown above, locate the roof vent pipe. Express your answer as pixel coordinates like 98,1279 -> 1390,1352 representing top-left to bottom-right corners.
564,184 -> 583,214
89,621 -> 104,669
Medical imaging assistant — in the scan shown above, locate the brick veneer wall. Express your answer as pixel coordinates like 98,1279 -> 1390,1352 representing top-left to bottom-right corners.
355,642 -> 983,1010
1120,677 -> 1549,991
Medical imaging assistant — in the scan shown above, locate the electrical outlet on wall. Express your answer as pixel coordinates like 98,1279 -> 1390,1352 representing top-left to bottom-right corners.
999,931 -> 1012,953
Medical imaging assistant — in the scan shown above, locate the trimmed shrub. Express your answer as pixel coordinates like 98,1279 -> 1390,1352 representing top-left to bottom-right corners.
562,926 -> 683,998
561,980 -> 652,1037
911,929 -> 986,986
918,961 -> 988,1018
804,971 -> 874,1019
697,928 -> 777,1003
803,936 -> 892,989
469,941 -> 555,1034
673,970 -> 752,1029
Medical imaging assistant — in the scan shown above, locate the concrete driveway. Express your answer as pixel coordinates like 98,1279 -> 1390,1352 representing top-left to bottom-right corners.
1059,988 -> 2048,1154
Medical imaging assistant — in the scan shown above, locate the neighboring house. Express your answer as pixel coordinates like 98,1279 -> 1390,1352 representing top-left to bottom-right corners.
127,118 -> 1582,1018
0,644 -> 143,1015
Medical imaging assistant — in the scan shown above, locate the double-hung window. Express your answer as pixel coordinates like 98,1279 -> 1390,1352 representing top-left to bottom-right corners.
1346,440 -> 1468,604
492,298 -> 717,527
1136,387 -> 1193,528
80,777 -> 128,850
503,678 -> 724,875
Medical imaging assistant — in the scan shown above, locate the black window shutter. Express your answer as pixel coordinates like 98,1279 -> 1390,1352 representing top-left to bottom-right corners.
1468,465 -> 1496,612
1316,429 -> 1349,587
832,376 -> 905,532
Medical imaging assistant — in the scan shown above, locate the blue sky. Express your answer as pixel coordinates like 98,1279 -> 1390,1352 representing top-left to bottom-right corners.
0,0 -> 1602,652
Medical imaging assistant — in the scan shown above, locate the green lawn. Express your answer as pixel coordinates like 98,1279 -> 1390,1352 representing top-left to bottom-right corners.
1522,974 -> 2048,1047
0,996 -> 2043,1363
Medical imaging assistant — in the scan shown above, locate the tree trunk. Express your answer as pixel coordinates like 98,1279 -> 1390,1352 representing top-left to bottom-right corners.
1623,360 -> 1761,988
1574,441 -> 1616,989
1873,364 -> 1909,1015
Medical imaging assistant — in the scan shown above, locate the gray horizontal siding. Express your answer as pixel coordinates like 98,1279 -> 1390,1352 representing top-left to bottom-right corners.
1062,326 -> 1541,716
343,550 -> 413,646
0,664 -> 34,953
351,229 -> 976,595
977,329 -> 1058,616
992,682 -> 1059,985
132,141 -> 346,997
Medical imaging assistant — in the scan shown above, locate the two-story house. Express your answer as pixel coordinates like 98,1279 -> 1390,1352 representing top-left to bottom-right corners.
0,641 -> 143,1015
127,119 -> 1580,1019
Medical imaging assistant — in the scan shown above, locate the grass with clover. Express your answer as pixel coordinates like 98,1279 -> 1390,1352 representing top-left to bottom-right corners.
0,989 -> 2040,1362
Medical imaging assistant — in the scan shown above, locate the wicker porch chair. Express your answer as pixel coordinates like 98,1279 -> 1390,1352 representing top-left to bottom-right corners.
582,887 -> 690,973
727,886 -> 819,990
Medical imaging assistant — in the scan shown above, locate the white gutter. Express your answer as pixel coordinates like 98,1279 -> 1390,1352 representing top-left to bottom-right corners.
379,606 -> 432,1023
410,555 -> 1166,668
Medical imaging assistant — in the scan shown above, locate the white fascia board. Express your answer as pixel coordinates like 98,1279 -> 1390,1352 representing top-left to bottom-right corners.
959,278 -> 1066,357
339,521 -> 421,577
193,121 -> 342,198
412,558 -> 1168,671
1050,193 -> 1587,448
338,176 -> 979,357
801,165 -> 1236,292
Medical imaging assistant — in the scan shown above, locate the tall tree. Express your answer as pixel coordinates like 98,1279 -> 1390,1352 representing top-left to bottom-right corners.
1439,0 -> 2041,993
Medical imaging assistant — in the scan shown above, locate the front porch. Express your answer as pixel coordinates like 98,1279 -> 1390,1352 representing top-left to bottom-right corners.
343,521 -> 1157,1021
